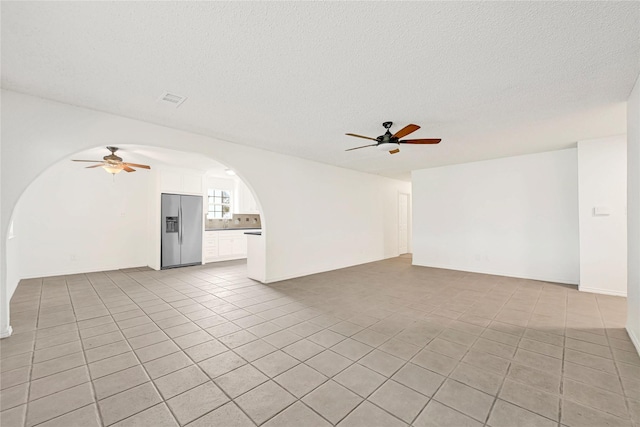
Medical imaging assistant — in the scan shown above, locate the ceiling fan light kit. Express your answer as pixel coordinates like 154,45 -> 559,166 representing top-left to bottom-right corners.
71,146 -> 151,175
103,164 -> 124,174
345,121 -> 441,154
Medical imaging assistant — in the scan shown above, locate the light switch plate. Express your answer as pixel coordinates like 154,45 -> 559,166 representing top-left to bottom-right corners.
593,206 -> 610,216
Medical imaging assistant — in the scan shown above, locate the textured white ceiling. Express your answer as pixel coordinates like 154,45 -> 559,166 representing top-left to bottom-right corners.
2,2 -> 639,180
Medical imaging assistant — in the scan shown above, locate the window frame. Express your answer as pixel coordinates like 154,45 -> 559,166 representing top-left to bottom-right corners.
207,189 -> 232,219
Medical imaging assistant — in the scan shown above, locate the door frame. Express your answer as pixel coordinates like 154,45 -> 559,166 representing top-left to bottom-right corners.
398,191 -> 411,255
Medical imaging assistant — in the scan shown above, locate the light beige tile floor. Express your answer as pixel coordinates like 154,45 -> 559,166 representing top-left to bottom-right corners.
1,256 -> 639,426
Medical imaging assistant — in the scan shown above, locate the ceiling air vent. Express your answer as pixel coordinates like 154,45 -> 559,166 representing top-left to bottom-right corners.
158,92 -> 187,107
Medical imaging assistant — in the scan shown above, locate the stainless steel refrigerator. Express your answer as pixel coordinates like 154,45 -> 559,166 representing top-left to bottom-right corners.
161,193 -> 203,269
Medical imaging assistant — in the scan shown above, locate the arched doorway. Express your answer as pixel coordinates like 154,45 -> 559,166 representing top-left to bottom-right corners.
3,144 -> 267,335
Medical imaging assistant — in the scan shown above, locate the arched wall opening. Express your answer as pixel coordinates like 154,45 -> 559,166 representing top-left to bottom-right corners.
1,90 -> 412,338
6,144 -> 267,291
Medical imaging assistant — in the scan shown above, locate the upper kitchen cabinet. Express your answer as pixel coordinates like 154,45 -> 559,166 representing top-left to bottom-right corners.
160,168 -> 204,195
237,179 -> 259,214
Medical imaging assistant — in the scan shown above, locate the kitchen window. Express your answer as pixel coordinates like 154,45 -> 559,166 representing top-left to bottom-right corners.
207,189 -> 231,219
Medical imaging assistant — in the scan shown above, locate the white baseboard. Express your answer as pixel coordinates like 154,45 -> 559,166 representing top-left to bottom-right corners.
579,286 -> 627,297
19,263 -> 149,280
264,255 -> 387,284
411,260 -> 578,285
627,326 -> 640,356
0,326 -> 13,339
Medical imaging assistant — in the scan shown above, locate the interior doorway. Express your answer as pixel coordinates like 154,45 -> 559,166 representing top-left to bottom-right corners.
399,192 -> 410,254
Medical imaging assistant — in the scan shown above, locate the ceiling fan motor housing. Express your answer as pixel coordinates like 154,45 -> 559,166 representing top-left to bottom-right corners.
380,122 -> 397,144
104,146 -> 123,162
103,154 -> 123,162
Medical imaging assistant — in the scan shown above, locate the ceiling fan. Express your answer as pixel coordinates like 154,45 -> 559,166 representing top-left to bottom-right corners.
72,146 -> 151,174
346,121 -> 441,154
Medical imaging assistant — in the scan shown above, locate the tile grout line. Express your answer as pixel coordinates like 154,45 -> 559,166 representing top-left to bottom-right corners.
169,308 -> 394,425
429,288 -> 510,427
85,270 -> 203,427
558,284 -> 569,427
6,260 -> 637,427
10,275 -> 514,424
324,290 -> 500,426
43,271 -> 181,425
22,277 -> 43,427
78,274 -> 120,427
99,266 -> 271,426
295,312 -> 435,425
396,290 -> 493,425
318,280 -> 545,425
481,283 -> 542,427
23,278 -> 94,427
594,293 -> 634,423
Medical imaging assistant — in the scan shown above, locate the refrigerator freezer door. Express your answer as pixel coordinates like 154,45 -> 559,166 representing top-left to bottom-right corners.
179,195 -> 203,266
161,194 -> 181,268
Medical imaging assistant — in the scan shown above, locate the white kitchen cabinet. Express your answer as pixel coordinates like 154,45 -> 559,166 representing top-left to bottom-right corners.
237,180 -> 260,214
203,232 -> 219,263
160,170 -> 182,192
218,236 -> 233,256
232,237 -> 246,254
160,168 -> 203,195
182,173 -> 203,194
218,233 -> 247,257
203,229 -> 258,263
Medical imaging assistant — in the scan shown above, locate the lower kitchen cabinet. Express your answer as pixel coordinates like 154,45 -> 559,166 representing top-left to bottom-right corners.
203,229 -> 258,263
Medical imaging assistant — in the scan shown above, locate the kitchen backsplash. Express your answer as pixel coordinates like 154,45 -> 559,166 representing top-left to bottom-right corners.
206,214 -> 261,230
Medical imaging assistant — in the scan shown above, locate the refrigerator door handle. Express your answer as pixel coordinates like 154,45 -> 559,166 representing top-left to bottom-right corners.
179,203 -> 183,245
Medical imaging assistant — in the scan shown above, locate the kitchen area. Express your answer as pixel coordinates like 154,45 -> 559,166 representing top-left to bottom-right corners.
201,172 -> 262,265
203,212 -> 264,282
152,153 -> 264,281
203,213 -> 261,263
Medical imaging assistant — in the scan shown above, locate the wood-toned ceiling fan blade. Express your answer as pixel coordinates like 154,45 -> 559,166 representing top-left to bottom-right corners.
345,133 -> 378,142
392,124 -> 420,139
123,165 -> 136,173
399,138 -> 441,144
72,159 -> 103,162
389,148 -> 400,154
85,164 -> 105,168
123,162 -> 151,169
345,144 -> 378,151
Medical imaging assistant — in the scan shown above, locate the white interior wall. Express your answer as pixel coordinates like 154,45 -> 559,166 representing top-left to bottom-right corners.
412,149 -> 579,284
257,154 -> 411,281
9,160 -> 151,287
577,136 -> 627,296
0,90 -> 410,336
627,74 -> 640,353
